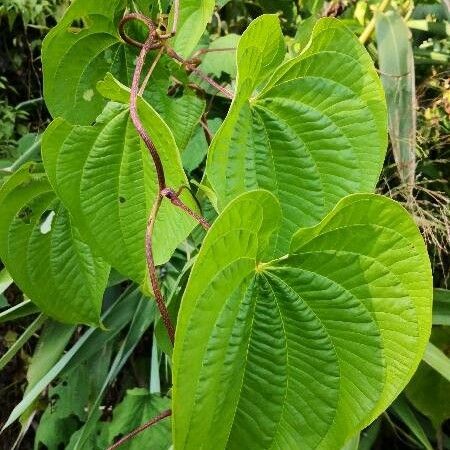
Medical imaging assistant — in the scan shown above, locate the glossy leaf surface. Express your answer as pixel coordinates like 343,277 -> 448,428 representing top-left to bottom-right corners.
173,190 -> 432,450
0,166 -> 109,326
207,15 -> 388,255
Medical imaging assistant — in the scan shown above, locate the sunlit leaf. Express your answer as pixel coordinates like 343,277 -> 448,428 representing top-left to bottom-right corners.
173,190 -> 432,450
207,15 -> 388,255
42,75 -> 198,290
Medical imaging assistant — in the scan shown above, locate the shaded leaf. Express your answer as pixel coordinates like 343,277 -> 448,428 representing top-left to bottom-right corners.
199,34 -> 240,78
433,288 -> 450,326
406,328 -> 450,429
0,314 -> 46,372
182,118 -> 222,173
0,268 -> 13,295
42,0 -> 127,124
0,166 -> 110,326
98,389 -> 171,450
391,395 -> 433,450
72,295 -> 156,450
2,287 -> 144,430
0,300 -> 40,324
20,320 -> 76,426
423,342 -> 450,382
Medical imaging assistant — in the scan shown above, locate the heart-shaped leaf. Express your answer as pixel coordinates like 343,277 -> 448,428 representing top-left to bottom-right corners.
0,166 -> 109,326
172,190 -> 432,450
42,75 -> 198,290
42,0 -> 128,124
207,15 -> 388,255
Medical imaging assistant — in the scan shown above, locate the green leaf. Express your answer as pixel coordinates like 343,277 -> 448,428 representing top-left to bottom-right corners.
390,395 -> 433,450
169,0 -> 216,58
42,0 -> 127,124
207,15 -> 388,255
199,34 -> 239,78
0,300 -> 40,324
423,342 -> 450,382
19,320 -> 76,427
2,286 -> 143,431
42,75 -> 198,290
73,295 -> 156,450
0,314 -> 47,372
172,190 -> 432,450
0,166 -> 110,326
406,328 -> 450,429
376,10 -> 416,189
182,118 -> 222,173
98,389 -> 171,449
433,288 -> 450,326
0,268 -> 13,295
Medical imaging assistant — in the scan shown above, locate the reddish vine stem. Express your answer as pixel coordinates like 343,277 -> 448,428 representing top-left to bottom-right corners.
122,12 -> 212,345
162,188 -> 210,230
165,46 -> 234,99
109,7 -> 218,450
106,409 -> 172,450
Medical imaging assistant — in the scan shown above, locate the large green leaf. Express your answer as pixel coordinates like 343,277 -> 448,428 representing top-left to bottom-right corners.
169,0 -> 216,58
172,190 -> 431,450
0,166 -> 110,326
42,75 -> 198,290
42,0 -> 128,124
207,15 -> 388,255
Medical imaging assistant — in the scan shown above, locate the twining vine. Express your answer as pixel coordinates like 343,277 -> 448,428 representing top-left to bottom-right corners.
106,4 -> 233,447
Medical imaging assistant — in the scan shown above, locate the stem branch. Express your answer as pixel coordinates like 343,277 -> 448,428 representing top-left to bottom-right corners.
106,409 -> 172,450
122,13 -> 211,346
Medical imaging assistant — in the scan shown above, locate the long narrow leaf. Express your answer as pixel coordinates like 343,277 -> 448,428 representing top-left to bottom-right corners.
73,294 -> 155,449
423,342 -> 450,382
0,314 -> 47,371
376,10 -> 416,190
1,287 -> 142,430
433,288 -> 450,326
0,268 -> 13,294
0,300 -> 40,324
391,395 -> 433,450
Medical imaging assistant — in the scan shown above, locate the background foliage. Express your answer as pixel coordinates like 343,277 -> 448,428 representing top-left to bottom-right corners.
0,0 -> 449,449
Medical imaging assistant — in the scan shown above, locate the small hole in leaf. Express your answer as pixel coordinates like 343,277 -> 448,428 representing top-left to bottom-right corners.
39,210 -> 55,235
119,196 -> 126,204
62,380 -> 68,387
18,206 -> 33,224
68,18 -> 88,34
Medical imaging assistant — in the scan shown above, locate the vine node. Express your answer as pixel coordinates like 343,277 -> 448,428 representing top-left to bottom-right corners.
121,10 -> 212,348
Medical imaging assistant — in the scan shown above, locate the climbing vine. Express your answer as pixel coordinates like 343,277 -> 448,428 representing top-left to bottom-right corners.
0,1 -> 433,449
